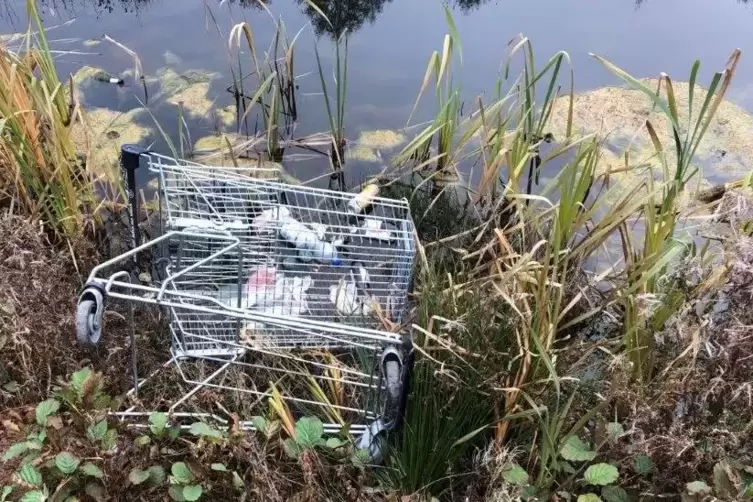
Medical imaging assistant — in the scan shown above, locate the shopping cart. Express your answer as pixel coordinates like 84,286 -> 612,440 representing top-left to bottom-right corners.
76,145 -> 416,455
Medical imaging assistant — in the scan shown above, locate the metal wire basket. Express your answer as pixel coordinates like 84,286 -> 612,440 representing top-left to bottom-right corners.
76,145 -> 416,455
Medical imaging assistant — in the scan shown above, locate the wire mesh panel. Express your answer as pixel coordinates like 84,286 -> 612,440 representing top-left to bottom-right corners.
149,155 -> 416,356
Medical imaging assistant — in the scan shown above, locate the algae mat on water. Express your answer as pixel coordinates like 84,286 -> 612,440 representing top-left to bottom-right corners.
548,80 -> 753,182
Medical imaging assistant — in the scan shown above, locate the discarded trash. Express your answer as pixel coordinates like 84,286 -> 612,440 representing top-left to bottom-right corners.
348,184 -> 379,214
279,217 -> 341,265
330,276 -> 371,317
94,71 -> 124,86
361,218 -> 394,241
251,206 -> 291,233
353,263 -> 371,290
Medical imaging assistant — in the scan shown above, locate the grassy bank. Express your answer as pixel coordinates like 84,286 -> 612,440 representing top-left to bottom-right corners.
2,2 -> 753,501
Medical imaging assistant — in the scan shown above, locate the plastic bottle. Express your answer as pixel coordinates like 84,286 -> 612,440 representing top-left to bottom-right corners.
94,71 -> 125,86
279,217 -> 342,265
347,184 -> 379,214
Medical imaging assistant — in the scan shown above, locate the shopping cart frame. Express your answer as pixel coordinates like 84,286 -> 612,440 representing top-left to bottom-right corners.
76,145 -> 415,457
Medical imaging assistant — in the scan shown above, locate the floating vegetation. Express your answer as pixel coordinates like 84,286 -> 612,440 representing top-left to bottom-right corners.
346,144 -> 381,163
70,107 -> 152,177
549,80 -> 753,180
355,129 -> 406,150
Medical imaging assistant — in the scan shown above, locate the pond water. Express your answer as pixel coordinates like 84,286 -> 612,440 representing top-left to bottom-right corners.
3,0 -> 753,189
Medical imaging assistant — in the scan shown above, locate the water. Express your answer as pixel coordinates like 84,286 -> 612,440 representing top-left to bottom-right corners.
3,0 -> 753,187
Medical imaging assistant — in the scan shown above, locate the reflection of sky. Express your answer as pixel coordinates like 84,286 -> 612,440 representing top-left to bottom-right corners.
2,0 -> 753,183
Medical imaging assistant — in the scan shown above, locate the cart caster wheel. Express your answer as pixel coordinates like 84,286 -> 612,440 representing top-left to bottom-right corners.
381,346 -> 403,401
76,287 -> 104,346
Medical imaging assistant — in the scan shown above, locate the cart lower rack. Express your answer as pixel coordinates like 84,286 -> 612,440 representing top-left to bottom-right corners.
76,146 -> 416,457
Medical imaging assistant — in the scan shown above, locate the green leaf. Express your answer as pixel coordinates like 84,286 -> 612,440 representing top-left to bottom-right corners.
129,468 -> 150,485
147,466 -> 166,486
84,482 -> 106,502
686,481 -> 711,495
601,485 -> 629,502
605,422 -> 624,440
584,463 -> 619,486
19,490 -> 46,502
3,442 -> 30,461
86,421 -> 108,442
168,486 -> 186,501
294,417 -> 323,449
560,435 -> 597,462
634,455 -> 654,476
55,452 -> 80,475
282,438 -> 301,459
501,462 -> 529,486
577,495 -> 603,502
351,448 -> 370,468
183,485 -> 202,501
70,368 -> 92,393
250,416 -> 268,434
134,435 -> 151,447
713,460 -> 736,499
3,381 -> 19,393
231,471 -> 244,490
210,463 -> 227,472
17,464 -> 42,486
149,412 -> 167,436
35,399 -> 60,427
189,422 -> 223,439
1,486 -> 12,502
171,462 -> 192,484
101,428 -> 118,451
81,463 -> 103,479
325,437 -> 345,449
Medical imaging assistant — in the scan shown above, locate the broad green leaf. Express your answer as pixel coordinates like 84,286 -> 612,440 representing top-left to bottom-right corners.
17,464 -> 42,486
3,442 -> 30,461
171,462 -> 192,484
168,486 -> 186,501
84,482 -> 106,502
81,463 -> 103,479
183,485 -> 202,501
584,463 -> 619,486
149,412 -> 167,436
3,381 -> 19,393
501,462 -> 529,485
577,494 -> 602,502
250,416 -> 268,434
101,428 -> 118,451
70,368 -> 93,393
35,399 -> 60,427
282,438 -> 301,459
147,466 -> 166,486
560,436 -> 597,462
634,455 -> 654,476
189,422 -> 223,439
686,481 -> 711,495
294,417 -> 323,449
601,485 -> 629,502
210,463 -> 227,472
134,435 -> 151,447
351,448 -> 370,468
605,422 -> 624,440
325,438 -> 345,449
19,490 -> 46,502
55,452 -> 80,474
86,421 -> 107,442
1,486 -> 12,502
129,469 -> 150,485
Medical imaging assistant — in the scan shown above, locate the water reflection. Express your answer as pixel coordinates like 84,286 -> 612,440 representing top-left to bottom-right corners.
298,0 -> 393,37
